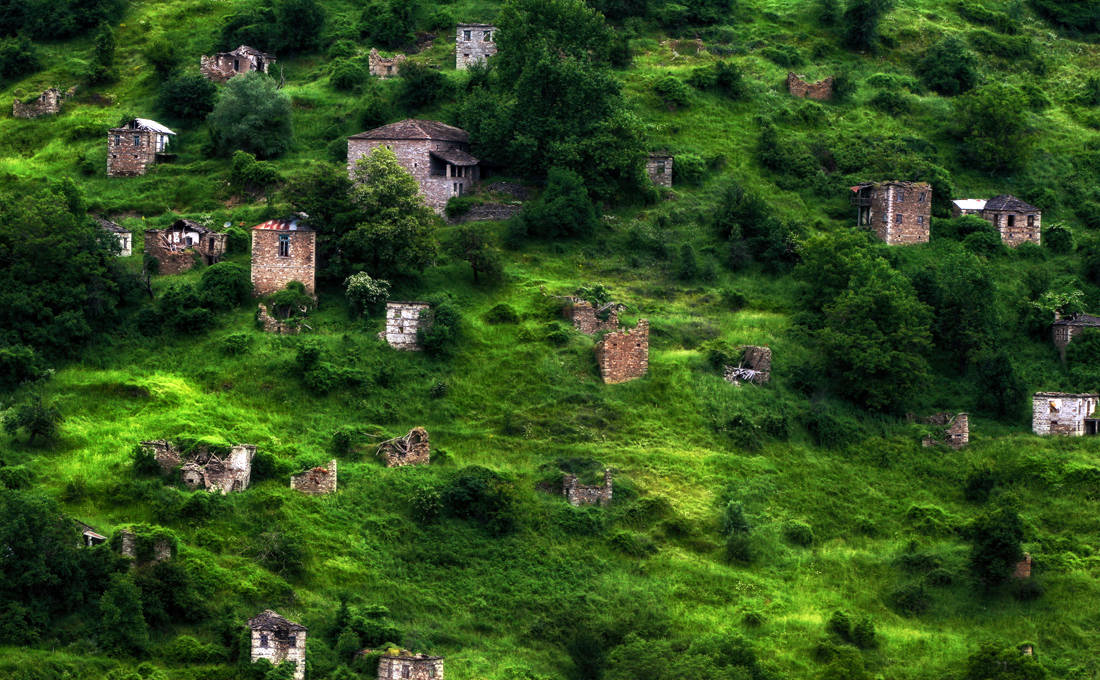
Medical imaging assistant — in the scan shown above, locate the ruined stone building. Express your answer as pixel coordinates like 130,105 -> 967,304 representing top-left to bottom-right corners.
12,87 -> 71,118
144,219 -> 227,275
1014,553 -> 1033,580
249,610 -> 307,680
646,154 -> 673,189
378,427 -> 430,467
107,118 -> 175,177
724,345 -> 772,385
369,48 -> 406,78
180,444 -> 256,494
257,303 -> 302,334
565,298 -> 622,335
850,181 -> 931,245
920,412 -> 969,449
1052,312 -> 1100,358
377,651 -> 444,680
348,119 -> 480,213
75,520 -> 106,547
595,320 -> 649,384
456,23 -> 497,69
951,195 -> 1041,247
1032,392 -> 1100,436
786,72 -> 834,100
116,527 -> 174,563
380,301 -> 432,350
94,216 -> 132,257
201,45 -> 275,82
251,217 -> 316,297
290,460 -> 337,494
563,469 -> 613,507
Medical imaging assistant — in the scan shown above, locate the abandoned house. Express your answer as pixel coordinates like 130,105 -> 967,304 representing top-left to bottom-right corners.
724,345 -> 772,385
1052,312 -> 1100,358
251,217 -> 316,297
180,444 -> 256,494
107,118 -> 175,177
94,216 -> 132,257
920,412 -> 969,449
1032,392 -> 1100,436
369,48 -> 406,78
563,469 -> 613,507
290,460 -> 337,494
595,319 -> 649,384
786,72 -> 834,100
257,303 -> 302,334
850,181 -> 932,245
380,301 -> 432,350
142,439 -> 182,473
200,45 -> 275,82
377,651 -> 445,680
347,119 -> 480,213
564,297 -> 622,335
456,23 -> 497,70
12,86 -> 72,118
75,520 -> 107,547
249,610 -> 307,680
378,427 -> 430,467
144,219 -> 227,275
116,527 -> 174,563
646,154 -> 674,189
951,195 -> 1041,247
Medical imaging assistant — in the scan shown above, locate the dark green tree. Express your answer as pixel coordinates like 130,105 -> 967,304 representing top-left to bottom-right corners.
842,0 -> 895,51
198,262 -> 251,310
918,36 -> 978,95
955,84 -> 1035,172
99,573 -> 149,655
157,73 -> 217,120
86,22 -> 117,84
362,0 -> 418,49
968,507 -> 1025,588
208,72 -> 294,158
0,34 -> 40,80
963,642 -> 1047,679
447,225 -> 503,284
518,167 -> 597,238
2,395 -> 61,443
970,350 -> 1027,421
396,61 -> 451,112
275,0 -> 325,53
143,37 -> 181,80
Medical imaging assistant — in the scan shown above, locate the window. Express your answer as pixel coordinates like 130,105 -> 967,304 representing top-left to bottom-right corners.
484,31 -> 492,41
288,636 -> 296,647
209,237 -> 215,251
463,53 -> 470,60
386,65 -> 393,74
260,634 -> 269,648
895,214 -> 903,224
1028,214 -> 1035,227
918,192 -> 926,202
234,58 -> 240,71
402,667 -> 410,679
278,233 -> 290,257
185,236 -> 194,246
656,162 -> 666,174
1007,215 -> 1015,227
133,134 -> 142,147
113,134 -> 121,145
917,216 -> 924,225
463,30 -> 471,40
896,190 -> 905,201
430,668 -> 436,678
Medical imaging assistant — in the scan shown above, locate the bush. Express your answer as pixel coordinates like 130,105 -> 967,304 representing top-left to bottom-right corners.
2,395 -> 61,443
519,167 -> 598,238
0,465 -> 32,490
411,484 -> 443,524
783,520 -> 814,547
653,74 -> 691,109
0,344 -> 45,391
968,506 -> 1024,588
869,89 -> 911,116
842,0 -> 895,51
208,72 -> 293,158
442,466 -> 517,535
917,36 -> 978,96
144,38 -> 181,80
344,272 -> 391,315
609,530 -> 658,557
484,303 -> 519,324
199,262 -> 250,310
396,61 -> 451,112
331,59 -> 367,91
229,151 -> 282,193
157,73 -> 217,120
220,332 -> 252,356
826,610 -> 853,641
851,617 -> 876,649
890,582 -> 931,616
1044,224 -> 1074,254
0,35 -> 40,81
673,153 -> 707,186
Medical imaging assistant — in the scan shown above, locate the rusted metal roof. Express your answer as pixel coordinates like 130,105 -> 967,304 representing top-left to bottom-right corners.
252,217 -> 311,231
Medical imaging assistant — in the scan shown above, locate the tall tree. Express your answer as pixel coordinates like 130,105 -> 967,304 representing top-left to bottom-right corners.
99,572 -> 150,655
207,72 -> 293,158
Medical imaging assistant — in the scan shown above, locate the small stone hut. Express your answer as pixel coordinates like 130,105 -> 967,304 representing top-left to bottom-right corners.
724,345 -> 771,385
107,118 -> 175,177
850,181 -> 932,245
377,651 -> 444,680
378,427 -> 430,467
564,298 -> 621,335
250,216 -> 316,297
144,219 -> 227,275
456,23 -> 497,70
595,320 -> 649,384
180,444 -> 256,494
920,412 -> 969,449
951,195 -> 1041,247
12,87 -> 70,118
646,154 -> 673,189
94,216 -> 132,257
380,301 -> 432,350
1032,392 -> 1100,436
249,610 -> 307,680
786,72 -> 833,100
201,45 -> 275,82
348,119 -> 480,214
1052,312 -> 1100,358
290,460 -> 337,494
116,527 -> 174,563
563,469 -> 613,507
369,48 -> 406,78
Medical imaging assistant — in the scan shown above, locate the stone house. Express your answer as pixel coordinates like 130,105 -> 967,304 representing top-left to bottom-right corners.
565,298 -> 622,335
116,527 -> 174,563
201,45 -> 275,82
94,216 -> 132,257
378,427 -> 430,467
142,439 -> 181,473
107,118 -> 175,177
724,345 -> 772,385
75,520 -> 107,547
249,610 -> 307,680
786,72 -> 833,100
950,195 -> 1041,247
348,119 -> 480,214
380,301 -> 432,350
257,303 -> 302,334
180,444 -> 256,494
1052,312 -> 1100,358
12,87 -> 71,118
369,48 -> 406,78
144,219 -> 227,275
251,217 -> 316,297
290,460 -> 337,494
850,181 -> 932,245
646,154 -> 673,189
456,23 -> 497,70
595,320 -> 649,384
563,469 -> 613,507
1032,392 -> 1100,436
920,412 -> 969,448
377,651 -> 444,680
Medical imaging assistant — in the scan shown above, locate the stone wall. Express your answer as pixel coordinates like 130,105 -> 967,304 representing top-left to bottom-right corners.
378,427 -> 430,467
380,302 -> 431,350
145,228 -> 226,275
118,530 -> 173,563
724,345 -> 771,385
12,87 -> 68,118
920,412 -> 969,448
377,654 -> 444,680
142,439 -> 181,473
257,304 -> 301,334
646,155 -> 673,188
563,469 -> 613,506
1032,392 -> 1099,436
1013,553 -> 1032,579
181,444 -> 256,493
565,299 -> 621,335
369,48 -> 406,78
251,229 -> 316,297
291,460 -> 337,494
456,24 -> 497,69
989,210 -> 1041,247
348,138 -> 477,213
250,612 -> 307,680
446,203 -> 522,224
108,128 -> 158,177
786,72 -> 834,100
595,320 -> 649,384
200,49 -> 273,83
868,182 -> 931,245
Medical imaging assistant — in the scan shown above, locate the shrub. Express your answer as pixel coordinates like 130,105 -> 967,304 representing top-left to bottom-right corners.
2,395 -> 61,443
0,465 -> 33,490
331,59 -> 367,91
519,167 -> 598,238
609,530 -> 658,557
1011,578 -> 1044,602
396,61 -> 451,112
673,153 -> 706,186
783,520 -> 814,547
0,344 -> 45,391
0,34 -> 40,81
199,262 -> 250,310
1044,224 -> 1075,254
484,303 -> 519,324
851,617 -> 876,649
445,195 -> 478,218
266,281 -> 315,320
411,484 -> 443,524
826,610 -> 853,641
964,466 -> 997,503
743,610 -> 766,627
344,272 -> 391,315
229,151 -> 282,193
442,466 -> 517,535
917,36 -> 978,96
842,0 -> 895,51
890,582 -> 931,616
653,74 -> 691,109
968,506 -> 1024,588
144,38 -> 181,80
417,299 -> 461,357
869,89 -> 911,116
926,568 -> 954,586
157,73 -> 217,120
208,72 -> 293,158
963,229 -> 1003,256
724,533 -> 753,563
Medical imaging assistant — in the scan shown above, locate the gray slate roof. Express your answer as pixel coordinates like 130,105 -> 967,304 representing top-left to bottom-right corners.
1053,313 -> 1100,328
430,148 -> 479,165
248,609 -> 307,632
93,215 -> 129,234
349,119 -> 469,143
984,194 -> 1038,212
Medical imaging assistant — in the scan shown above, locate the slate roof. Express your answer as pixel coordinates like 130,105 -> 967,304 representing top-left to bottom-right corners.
850,180 -> 929,191
1052,313 -> 1100,328
349,119 -> 469,143
430,148 -> 479,166
253,217 -> 312,231
248,609 -> 307,632
229,45 -> 275,59
984,194 -> 1038,212
169,218 -> 212,234
93,215 -> 129,233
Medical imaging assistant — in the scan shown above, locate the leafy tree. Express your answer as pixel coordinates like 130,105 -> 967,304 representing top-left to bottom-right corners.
3,395 -> 61,443
971,350 -> 1027,421
653,74 -> 691,109
518,167 -> 597,238
274,0 -> 325,53
955,84 -> 1035,172
396,61 -> 451,112
417,297 -> 461,357
99,572 -> 150,655
1030,0 -> 1100,35
229,150 -> 281,193
442,466 -> 517,535
344,272 -> 391,314
86,22 -> 117,84
447,225 -> 503,284
198,262 -> 251,310
330,59 -> 366,92
0,34 -> 40,80
0,344 -> 45,391
918,36 -> 978,96
157,73 -> 217,120
208,72 -> 294,158
963,642 -> 1047,679
968,506 -> 1025,588
842,0 -> 895,52
362,0 -> 418,49
143,38 -> 181,80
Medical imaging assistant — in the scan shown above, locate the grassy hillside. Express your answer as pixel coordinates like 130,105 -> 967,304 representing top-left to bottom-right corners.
2,0 -> 1100,679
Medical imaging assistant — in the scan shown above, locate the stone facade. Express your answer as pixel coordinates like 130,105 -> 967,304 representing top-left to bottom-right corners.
456,23 -> 497,70
369,48 -> 406,78
249,610 -> 307,680
118,529 -> 173,563
180,444 -> 256,494
951,195 -> 1041,246
563,469 -> 613,507
378,427 -> 430,467
142,439 -> 181,473
1032,392 -> 1100,436
1013,553 -> 1032,580
144,219 -> 227,275
786,72 -> 833,100
724,345 -> 771,385
257,303 -> 302,334
201,45 -> 275,82
595,320 -> 649,384
1052,312 -> 1100,358
646,154 -> 673,188
348,119 -> 480,214
565,298 -> 621,335
94,216 -> 132,257
291,460 -> 337,494
377,652 -> 444,680
107,118 -> 175,177
12,87 -> 71,118
251,217 -> 316,297
851,181 -> 931,245
380,301 -> 432,350
920,412 -> 969,449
